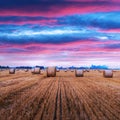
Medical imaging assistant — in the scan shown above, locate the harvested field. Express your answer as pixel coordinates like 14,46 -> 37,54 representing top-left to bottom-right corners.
0,70 -> 120,120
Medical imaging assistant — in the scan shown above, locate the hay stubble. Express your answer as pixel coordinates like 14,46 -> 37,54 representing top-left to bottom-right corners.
0,70 -> 120,120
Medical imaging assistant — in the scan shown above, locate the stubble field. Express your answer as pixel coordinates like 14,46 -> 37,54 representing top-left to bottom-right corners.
0,70 -> 120,120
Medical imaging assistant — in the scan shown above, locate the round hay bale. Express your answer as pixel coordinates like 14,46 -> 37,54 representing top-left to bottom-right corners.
64,69 -> 67,72
99,70 -> 103,73
34,67 -> 40,74
31,68 -> 35,73
32,67 -> 41,74
40,69 -> 44,74
56,69 -> 60,72
103,70 -> 113,78
9,68 -> 15,74
71,69 -> 74,72
86,70 -> 89,72
24,69 -> 28,72
47,67 -> 56,77
75,69 -> 84,77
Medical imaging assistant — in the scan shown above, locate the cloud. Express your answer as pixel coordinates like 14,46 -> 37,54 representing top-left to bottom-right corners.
104,43 -> 120,49
0,12 -> 119,30
0,16 -> 57,25
0,0 -> 120,67
57,12 -> 120,29
0,1 -> 119,17
0,39 -> 120,67
0,40 -> 120,55
0,23 -> 120,45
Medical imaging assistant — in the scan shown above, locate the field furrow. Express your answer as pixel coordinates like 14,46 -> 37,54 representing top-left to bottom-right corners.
0,70 -> 120,120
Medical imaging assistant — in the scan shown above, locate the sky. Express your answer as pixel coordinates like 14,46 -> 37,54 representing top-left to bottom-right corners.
0,0 -> 120,68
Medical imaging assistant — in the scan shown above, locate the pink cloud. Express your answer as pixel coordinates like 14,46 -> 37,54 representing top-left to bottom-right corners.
0,19 -> 57,25
0,40 -> 120,55
98,29 -> 120,33
0,4 -> 119,17
0,39 -> 120,67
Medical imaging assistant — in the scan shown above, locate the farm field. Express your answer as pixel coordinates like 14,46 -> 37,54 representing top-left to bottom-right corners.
0,70 -> 120,120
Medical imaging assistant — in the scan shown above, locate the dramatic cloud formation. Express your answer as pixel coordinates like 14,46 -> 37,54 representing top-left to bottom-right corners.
0,0 -> 120,67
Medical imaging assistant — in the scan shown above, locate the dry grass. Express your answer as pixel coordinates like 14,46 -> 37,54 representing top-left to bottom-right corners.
0,70 -> 120,120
